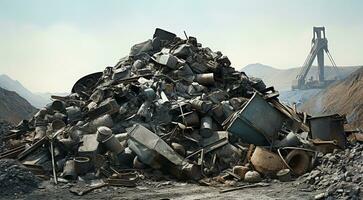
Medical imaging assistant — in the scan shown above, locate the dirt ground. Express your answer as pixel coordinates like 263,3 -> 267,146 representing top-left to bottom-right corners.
6,179 -> 330,200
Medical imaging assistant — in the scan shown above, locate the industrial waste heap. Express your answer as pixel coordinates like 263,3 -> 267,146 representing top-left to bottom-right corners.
0,28 -> 353,195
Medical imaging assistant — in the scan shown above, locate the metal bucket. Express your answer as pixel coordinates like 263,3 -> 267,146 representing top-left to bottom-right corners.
309,114 -> 346,149
74,156 -> 92,175
226,93 -> 286,146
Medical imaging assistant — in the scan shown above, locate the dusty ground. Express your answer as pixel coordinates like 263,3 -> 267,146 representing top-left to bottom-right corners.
5,179 -> 331,200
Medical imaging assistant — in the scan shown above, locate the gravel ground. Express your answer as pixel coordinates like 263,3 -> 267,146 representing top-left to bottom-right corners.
0,159 -> 40,197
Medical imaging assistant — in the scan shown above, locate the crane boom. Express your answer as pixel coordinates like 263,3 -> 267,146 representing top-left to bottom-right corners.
292,27 -> 338,90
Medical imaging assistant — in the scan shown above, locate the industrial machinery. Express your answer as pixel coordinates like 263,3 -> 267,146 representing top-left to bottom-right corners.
292,27 -> 341,90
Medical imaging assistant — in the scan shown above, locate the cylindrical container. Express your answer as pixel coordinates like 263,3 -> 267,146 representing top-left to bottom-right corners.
102,135 -> 124,154
276,169 -> 292,182
51,119 -> 66,131
200,116 -> 213,138
190,99 -> 212,113
276,132 -> 301,147
182,112 -> 200,126
74,156 -> 92,175
285,149 -> 311,176
62,160 -> 77,180
133,60 -> 145,69
194,73 -> 215,85
96,126 -> 113,142
49,100 -> 65,112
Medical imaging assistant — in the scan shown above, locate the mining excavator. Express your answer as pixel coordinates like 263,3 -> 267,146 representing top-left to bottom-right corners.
292,27 -> 341,90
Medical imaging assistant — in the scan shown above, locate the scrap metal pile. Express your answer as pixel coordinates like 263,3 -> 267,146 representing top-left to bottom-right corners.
0,29 -> 354,191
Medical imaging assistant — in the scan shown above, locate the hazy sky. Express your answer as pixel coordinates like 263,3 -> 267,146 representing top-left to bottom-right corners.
0,0 -> 362,93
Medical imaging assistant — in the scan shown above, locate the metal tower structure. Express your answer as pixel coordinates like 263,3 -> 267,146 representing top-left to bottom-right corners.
292,27 -> 340,90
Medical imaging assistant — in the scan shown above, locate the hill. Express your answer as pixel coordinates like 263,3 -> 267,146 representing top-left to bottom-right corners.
0,87 -> 37,124
0,74 -> 56,108
301,67 -> 363,129
242,63 -> 360,91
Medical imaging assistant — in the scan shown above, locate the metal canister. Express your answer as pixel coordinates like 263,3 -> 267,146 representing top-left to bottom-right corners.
50,100 -> 65,112
276,169 -> 292,182
102,134 -> 124,154
96,126 -> 113,142
98,126 -> 124,154
200,116 -> 213,138
190,99 -> 212,113
74,156 -> 92,175
194,73 -> 215,85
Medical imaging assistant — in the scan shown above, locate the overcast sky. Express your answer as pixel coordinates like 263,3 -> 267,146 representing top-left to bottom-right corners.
0,0 -> 362,93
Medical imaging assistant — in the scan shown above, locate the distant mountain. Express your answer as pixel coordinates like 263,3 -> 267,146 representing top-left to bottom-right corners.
301,67 -> 363,129
0,87 -> 37,124
242,63 -> 360,91
0,74 -> 68,108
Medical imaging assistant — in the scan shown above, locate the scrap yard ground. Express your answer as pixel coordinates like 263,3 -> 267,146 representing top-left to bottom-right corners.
12,180 -> 320,200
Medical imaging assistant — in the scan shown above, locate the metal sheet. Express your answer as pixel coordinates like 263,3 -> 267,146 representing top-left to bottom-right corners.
127,124 -> 184,166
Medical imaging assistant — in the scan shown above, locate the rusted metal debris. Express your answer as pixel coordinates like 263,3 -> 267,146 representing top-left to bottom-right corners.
0,28 -> 353,191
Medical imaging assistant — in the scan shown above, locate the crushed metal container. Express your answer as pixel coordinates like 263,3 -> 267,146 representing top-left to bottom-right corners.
308,114 -> 347,149
127,124 -> 184,166
226,93 -> 286,146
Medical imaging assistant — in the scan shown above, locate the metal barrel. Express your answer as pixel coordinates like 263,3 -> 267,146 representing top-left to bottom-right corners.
74,156 -> 92,175
200,116 -> 213,138
194,73 -> 215,85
